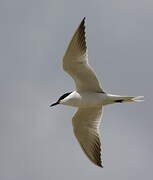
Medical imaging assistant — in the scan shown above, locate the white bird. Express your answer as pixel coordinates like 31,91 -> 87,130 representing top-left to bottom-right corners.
50,17 -> 143,168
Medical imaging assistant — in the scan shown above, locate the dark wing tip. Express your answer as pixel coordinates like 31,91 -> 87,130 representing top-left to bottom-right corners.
82,17 -> 86,22
95,158 -> 103,168
80,17 -> 86,27
77,17 -> 87,53
96,158 -> 103,168
99,164 -> 104,168
96,157 -> 103,168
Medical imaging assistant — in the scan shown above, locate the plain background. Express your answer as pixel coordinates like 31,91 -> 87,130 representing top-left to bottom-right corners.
0,0 -> 152,179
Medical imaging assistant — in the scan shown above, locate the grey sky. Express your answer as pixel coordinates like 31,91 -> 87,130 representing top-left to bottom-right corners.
0,0 -> 152,179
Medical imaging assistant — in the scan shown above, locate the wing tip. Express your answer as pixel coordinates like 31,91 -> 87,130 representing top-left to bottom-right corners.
96,162 -> 103,168
80,17 -> 86,25
100,164 -> 104,168
97,159 -> 103,168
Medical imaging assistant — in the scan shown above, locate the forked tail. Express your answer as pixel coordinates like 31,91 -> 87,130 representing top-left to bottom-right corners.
114,96 -> 144,103
131,96 -> 144,102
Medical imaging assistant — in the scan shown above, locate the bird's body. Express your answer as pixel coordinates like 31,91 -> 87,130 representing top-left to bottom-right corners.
50,17 -> 143,168
60,91 -> 142,108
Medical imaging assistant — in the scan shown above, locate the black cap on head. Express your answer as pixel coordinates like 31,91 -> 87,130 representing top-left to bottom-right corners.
57,92 -> 72,102
50,92 -> 72,107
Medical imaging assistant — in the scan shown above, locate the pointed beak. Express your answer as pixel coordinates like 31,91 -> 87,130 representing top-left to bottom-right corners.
49,102 -> 59,107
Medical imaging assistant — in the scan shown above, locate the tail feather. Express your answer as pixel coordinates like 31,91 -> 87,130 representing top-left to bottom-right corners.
114,96 -> 144,103
131,96 -> 144,102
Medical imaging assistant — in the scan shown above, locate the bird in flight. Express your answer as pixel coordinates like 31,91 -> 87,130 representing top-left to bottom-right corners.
50,17 -> 143,168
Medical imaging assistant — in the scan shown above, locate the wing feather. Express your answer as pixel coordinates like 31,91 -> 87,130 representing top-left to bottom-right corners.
72,106 -> 103,167
63,18 -> 104,93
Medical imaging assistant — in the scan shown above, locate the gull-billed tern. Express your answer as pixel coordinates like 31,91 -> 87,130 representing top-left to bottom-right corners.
50,17 -> 144,168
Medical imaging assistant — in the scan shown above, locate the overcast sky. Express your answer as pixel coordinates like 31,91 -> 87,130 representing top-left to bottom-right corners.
0,0 -> 153,179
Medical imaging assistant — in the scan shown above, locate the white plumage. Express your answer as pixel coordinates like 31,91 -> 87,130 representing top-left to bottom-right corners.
50,17 -> 143,167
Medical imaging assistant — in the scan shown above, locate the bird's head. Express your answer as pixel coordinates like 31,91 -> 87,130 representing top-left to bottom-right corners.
50,92 -> 72,107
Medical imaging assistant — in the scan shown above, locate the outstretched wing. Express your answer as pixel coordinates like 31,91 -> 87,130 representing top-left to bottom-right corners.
72,106 -> 103,167
63,18 -> 104,93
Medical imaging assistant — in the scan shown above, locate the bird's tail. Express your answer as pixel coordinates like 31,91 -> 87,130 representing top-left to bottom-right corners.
114,96 -> 144,103
131,96 -> 144,102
